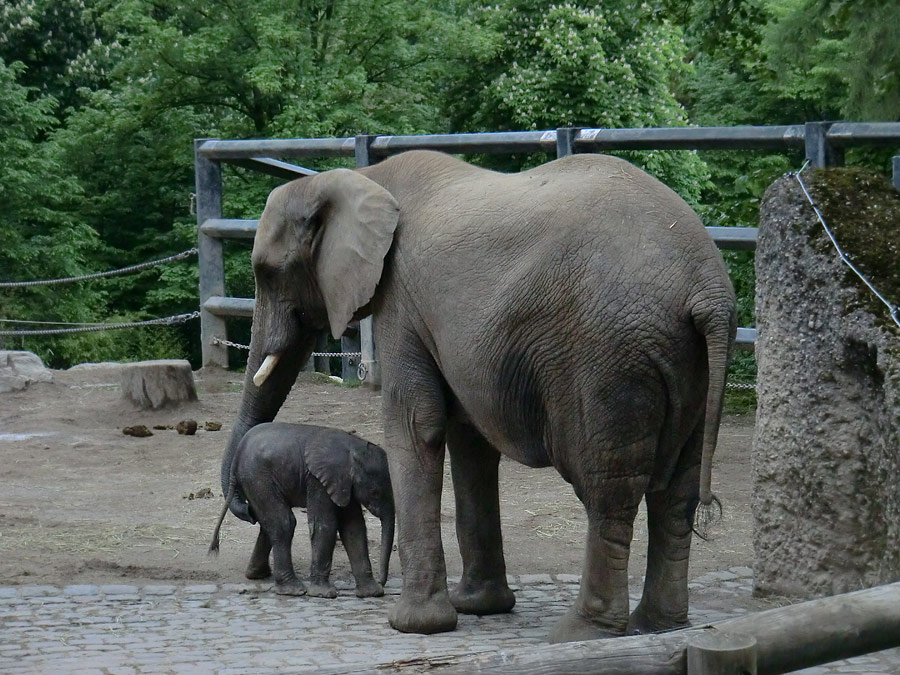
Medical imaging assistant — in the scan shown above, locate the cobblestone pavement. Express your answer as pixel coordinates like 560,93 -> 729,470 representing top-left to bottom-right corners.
2,569 -> 897,674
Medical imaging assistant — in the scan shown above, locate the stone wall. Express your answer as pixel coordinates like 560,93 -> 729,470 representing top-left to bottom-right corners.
753,168 -> 900,599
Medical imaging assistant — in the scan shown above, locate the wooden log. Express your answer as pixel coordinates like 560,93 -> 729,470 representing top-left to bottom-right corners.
687,632 -> 757,675
315,582 -> 900,675
120,359 -> 198,409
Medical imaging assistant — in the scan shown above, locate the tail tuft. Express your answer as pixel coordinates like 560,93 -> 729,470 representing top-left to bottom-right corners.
691,494 -> 723,541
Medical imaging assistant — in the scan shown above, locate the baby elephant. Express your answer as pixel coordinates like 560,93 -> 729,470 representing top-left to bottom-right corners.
210,423 -> 394,598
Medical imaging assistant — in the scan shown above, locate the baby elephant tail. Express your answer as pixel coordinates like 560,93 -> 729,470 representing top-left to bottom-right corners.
208,478 -> 237,556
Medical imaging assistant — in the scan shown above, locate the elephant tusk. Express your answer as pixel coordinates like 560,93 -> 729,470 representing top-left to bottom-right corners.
253,354 -> 280,387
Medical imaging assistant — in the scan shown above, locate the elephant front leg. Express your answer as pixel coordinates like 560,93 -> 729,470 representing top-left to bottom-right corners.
447,419 -> 515,615
337,502 -> 383,598
306,477 -> 339,599
549,472 -> 650,643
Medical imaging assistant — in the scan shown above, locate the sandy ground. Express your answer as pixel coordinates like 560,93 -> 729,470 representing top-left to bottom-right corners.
0,365 -> 756,594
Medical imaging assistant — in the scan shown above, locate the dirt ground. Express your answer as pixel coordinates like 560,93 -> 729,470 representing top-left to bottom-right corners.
0,364 -> 756,593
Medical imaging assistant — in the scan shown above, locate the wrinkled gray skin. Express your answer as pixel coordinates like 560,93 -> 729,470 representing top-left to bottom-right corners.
221,150 -> 736,641
211,423 -> 394,598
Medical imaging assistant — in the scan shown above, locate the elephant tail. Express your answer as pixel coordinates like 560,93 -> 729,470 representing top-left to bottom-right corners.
209,478 -> 237,556
694,298 -> 737,507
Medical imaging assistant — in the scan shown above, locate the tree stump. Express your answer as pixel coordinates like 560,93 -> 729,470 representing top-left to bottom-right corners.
753,168 -> 900,599
120,360 -> 198,409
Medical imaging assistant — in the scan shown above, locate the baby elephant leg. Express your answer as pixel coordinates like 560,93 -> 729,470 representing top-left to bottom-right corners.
306,477 -> 339,598
337,501 -> 384,598
245,529 -> 273,580
251,494 -> 306,596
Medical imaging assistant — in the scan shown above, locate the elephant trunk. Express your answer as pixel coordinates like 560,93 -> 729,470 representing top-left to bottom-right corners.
221,300 -> 315,522
378,510 -> 395,586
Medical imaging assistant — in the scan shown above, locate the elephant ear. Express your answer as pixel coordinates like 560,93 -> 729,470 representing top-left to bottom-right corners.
304,432 -> 353,508
310,169 -> 399,339
350,442 -> 391,519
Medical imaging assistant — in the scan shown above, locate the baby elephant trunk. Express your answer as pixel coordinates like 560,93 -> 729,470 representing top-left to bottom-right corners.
378,512 -> 395,586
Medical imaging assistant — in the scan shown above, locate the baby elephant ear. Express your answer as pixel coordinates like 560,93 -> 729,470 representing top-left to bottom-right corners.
304,433 -> 352,508
310,169 -> 399,339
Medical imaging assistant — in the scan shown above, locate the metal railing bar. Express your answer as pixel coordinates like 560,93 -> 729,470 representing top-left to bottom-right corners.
575,125 -> 806,151
197,123 -> 900,162
735,327 -> 756,346
826,122 -> 900,147
203,296 -> 254,318
200,219 -> 258,240
229,157 -> 319,179
199,137 -> 355,160
369,131 -> 553,155
708,227 -> 758,250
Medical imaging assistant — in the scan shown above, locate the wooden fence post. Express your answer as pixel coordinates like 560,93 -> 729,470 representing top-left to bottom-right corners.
194,138 -> 229,368
687,632 -> 757,675
355,134 -> 380,387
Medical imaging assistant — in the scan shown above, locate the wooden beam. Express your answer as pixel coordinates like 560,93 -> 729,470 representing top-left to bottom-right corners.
317,582 -> 900,675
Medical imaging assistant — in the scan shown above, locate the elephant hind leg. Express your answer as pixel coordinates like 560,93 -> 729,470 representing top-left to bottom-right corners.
447,418 -> 515,616
336,501 -> 383,598
628,426 -> 703,635
251,496 -> 306,596
245,529 -> 273,580
549,438 -> 654,643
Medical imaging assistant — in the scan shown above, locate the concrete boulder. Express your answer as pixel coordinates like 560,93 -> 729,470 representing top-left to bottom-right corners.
753,168 -> 900,599
0,351 -> 53,393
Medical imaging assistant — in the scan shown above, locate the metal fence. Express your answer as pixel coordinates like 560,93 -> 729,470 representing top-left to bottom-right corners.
194,121 -> 900,380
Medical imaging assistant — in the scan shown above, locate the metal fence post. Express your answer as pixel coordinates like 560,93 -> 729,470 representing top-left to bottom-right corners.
556,127 -> 579,158
355,134 -> 380,387
805,121 -> 844,168
194,139 -> 229,368
893,156 -> 900,193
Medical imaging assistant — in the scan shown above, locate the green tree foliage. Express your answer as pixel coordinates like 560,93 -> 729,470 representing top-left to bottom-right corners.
445,0 -> 710,203
2,0 -> 897,370
765,0 -> 900,121
0,58 -> 115,366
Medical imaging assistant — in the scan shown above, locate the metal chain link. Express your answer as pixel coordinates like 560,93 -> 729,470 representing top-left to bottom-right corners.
726,381 -> 756,391
0,312 -> 200,336
210,336 -> 362,359
0,248 -> 199,288
211,337 -> 251,351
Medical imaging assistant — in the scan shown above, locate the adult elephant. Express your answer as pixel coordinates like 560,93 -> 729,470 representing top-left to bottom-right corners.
221,150 -> 736,642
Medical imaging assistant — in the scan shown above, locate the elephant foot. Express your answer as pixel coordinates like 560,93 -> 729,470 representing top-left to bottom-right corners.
450,577 -> 516,615
307,581 -> 338,599
245,563 -> 272,580
627,605 -> 690,635
274,579 -> 307,596
355,579 -> 385,598
388,592 -> 458,634
548,606 -> 626,643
